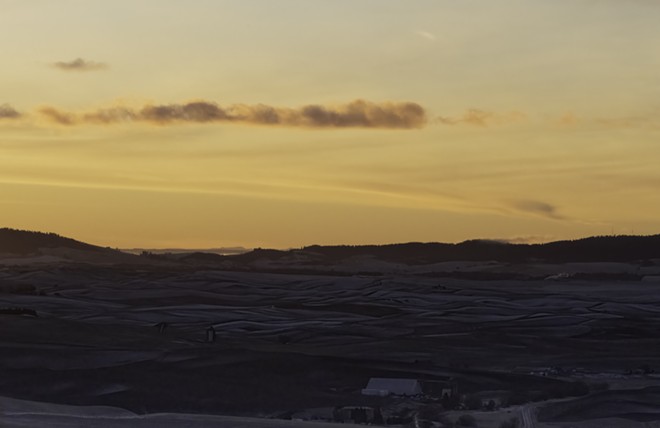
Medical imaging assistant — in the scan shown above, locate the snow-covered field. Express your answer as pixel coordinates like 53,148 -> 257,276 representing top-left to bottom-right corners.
2,264 -> 660,423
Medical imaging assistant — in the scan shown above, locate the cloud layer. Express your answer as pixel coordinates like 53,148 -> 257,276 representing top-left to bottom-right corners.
52,58 -> 107,71
37,100 -> 427,129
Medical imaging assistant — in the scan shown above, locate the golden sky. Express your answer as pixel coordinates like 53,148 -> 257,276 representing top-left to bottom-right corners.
2,0 -> 660,248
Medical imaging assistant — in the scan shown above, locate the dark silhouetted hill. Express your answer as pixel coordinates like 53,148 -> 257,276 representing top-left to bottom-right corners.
0,228 -> 109,255
229,235 -> 660,265
4,229 -> 660,268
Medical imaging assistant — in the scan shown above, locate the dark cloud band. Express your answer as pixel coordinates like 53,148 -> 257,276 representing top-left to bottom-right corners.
38,100 -> 427,129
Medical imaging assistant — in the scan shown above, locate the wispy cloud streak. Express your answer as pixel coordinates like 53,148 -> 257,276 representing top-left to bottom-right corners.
437,109 -> 527,127
52,58 -> 107,71
415,30 -> 437,41
510,199 -> 565,220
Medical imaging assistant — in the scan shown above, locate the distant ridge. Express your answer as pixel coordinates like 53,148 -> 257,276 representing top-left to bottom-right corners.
228,235 -> 660,264
292,235 -> 660,264
3,228 -> 660,265
0,228 -> 109,255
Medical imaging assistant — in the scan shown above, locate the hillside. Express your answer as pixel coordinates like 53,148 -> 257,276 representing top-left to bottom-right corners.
0,228 -> 110,255
241,235 -> 660,264
303,235 -> 660,264
4,229 -> 660,270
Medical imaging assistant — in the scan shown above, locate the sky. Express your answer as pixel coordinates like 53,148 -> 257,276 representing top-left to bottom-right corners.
1,0 -> 660,249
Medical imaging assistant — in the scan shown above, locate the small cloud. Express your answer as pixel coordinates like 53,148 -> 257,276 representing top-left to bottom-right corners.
0,104 -> 21,119
437,109 -> 527,127
415,30 -> 436,41
52,58 -> 107,71
510,199 -> 565,220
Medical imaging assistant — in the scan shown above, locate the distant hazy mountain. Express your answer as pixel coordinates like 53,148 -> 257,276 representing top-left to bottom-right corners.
122,247 -> 250,256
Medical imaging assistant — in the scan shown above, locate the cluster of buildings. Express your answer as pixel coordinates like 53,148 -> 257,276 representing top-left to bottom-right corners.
326,377 -> 459,425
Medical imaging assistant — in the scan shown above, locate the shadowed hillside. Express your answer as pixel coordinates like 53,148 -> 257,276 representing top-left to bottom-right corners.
0,228 -> 109,255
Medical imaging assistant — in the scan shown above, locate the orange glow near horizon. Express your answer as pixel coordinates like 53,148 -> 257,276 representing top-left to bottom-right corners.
2,1 -> 660,248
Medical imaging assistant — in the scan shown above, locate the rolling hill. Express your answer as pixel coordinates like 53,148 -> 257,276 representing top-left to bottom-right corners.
0,228 -> 111,255
3,228 -> 660,270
